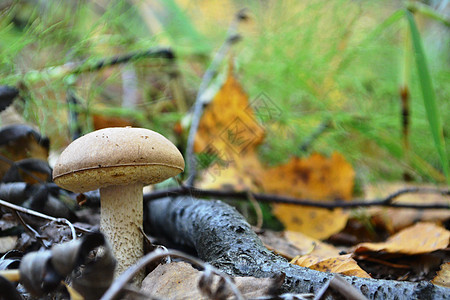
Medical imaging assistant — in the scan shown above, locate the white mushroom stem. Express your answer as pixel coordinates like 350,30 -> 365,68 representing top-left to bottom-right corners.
100,183 -> 144,282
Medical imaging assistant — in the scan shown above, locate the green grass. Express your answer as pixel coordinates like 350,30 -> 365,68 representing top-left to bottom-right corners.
405,9 -> 448,183
0,0 -> 448,184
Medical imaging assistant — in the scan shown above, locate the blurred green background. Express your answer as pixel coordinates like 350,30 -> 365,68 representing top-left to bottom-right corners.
0,0 -> 448,185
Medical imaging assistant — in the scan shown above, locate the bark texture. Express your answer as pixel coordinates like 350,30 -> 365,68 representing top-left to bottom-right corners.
145,197 -> 449,300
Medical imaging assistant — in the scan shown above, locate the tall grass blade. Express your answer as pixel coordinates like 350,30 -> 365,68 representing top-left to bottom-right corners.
405,10 -> 449,182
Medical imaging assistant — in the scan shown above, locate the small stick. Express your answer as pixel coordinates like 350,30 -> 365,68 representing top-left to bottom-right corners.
299,119 -> 331,152
0,199 -> 91,234
13,211 -> 47,248
247,190 -> 263,230
329,275 -> 368,300
141,186 -> 450,210
185,9 -> 248,187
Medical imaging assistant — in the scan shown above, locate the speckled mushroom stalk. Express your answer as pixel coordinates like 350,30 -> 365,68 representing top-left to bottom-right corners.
100,183 -> 143,276
52,127 -> 184,283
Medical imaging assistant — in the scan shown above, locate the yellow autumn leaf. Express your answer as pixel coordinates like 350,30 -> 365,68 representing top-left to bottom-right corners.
285,231 -> 341,259
292,254 -> 370,278
265,153 -> 354,239
354,222 -> 450,255
432,263 -> 450,288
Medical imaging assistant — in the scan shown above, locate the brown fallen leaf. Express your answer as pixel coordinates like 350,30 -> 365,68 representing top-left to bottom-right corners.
292,254 -> 370,278
141,261 -> 281,300
432,262 -> 450,288
354,222 -> 450,255
0,236 -> 17,253
194,64 -> 265,157
366,182 -> 450,232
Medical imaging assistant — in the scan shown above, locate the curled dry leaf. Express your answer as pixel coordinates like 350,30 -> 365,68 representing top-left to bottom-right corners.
19,232 -> 115,299
354,222 -> 450,255
0,250 -> 22,271
0,124 -> 49,181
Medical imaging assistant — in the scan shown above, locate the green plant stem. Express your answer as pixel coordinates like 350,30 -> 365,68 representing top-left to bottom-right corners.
406,1 -> 450,27
405,10 -> 449,183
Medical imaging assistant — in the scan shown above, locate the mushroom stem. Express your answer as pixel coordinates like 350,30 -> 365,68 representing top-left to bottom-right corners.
100,183 -> 144,281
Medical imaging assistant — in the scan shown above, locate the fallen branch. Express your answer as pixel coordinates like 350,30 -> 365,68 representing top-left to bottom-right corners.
145,197 -> 450,299
79,185 -> 450,209
0,198 -> 91,234
141,186 -> 450,209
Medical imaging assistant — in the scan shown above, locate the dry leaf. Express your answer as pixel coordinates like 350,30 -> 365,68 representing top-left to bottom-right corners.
432,262 -> 450,288
0,236 -> 17,253
141,261 -> 281,300
285,231 -> 341,259
354,222 -> 450,255
366,182 -> 450,232
267,153 -> 354,239
194,66 -> 264,156
292,254 -> 370,278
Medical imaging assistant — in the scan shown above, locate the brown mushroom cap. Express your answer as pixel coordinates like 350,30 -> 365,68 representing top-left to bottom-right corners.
53,127 -> 184,193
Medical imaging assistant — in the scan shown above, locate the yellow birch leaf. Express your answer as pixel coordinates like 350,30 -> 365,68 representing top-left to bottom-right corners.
292,254 -> 370,278
265,153 -> 354,239
285,231 -> 341,259
432,262 -> 450,288
354,222 -> 450,255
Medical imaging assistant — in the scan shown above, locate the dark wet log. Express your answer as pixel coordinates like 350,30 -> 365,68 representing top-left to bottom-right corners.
145,197 -> 449,300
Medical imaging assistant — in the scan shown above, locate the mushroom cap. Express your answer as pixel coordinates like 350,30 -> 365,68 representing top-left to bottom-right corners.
53,127 -> 184,193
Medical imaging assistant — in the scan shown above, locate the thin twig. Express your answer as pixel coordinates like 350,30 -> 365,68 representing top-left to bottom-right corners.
406,1 -> 450,26
13,211 -> 47,248
142,186 -> 450,210
247,190 -> 263,230
0,199 -> 91,234
329,275 -> 368,300
55,218 -> 77,241
313,276 -> 332,300
100,249 -> 244,300
24,48 -> 175,84
300,118 -> 331,152
185,9 -> 248,187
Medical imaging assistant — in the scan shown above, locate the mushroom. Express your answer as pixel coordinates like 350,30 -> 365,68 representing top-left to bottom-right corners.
52,127 -> 184,280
